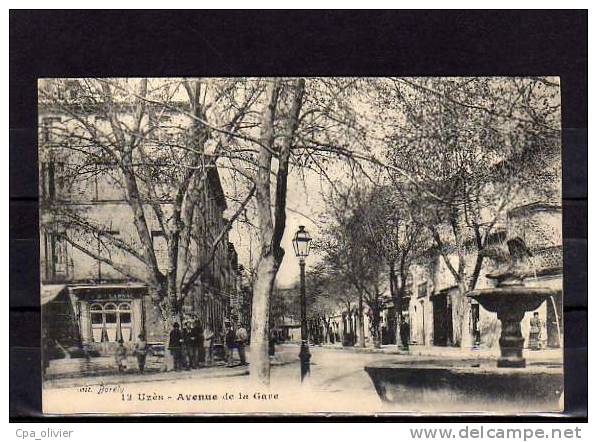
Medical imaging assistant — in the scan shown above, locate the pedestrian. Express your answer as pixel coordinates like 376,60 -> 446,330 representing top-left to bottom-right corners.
268,329 -> 276,357
529,312 -> 542,350
236,323 -> 248,365
168,322 -> 184,371
203,326 -> 215,366
182,321 -> 194,370
115,338 -> 127,373
190,320 -> 204,369
133,333 -> 148,373
225,321 -> 236,367
400,316 -> 410,351
42,328 -> 50,377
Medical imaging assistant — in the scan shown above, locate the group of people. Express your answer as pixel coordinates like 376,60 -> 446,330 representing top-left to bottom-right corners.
113,318 -> 249,374
168,319 -> 215,371
114,333 -> 150,373
224,320 -> 248,366
168,318 -> 248,370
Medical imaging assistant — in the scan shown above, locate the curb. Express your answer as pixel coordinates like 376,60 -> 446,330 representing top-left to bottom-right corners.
44,365 -> 249,390
44,357 -> 299,390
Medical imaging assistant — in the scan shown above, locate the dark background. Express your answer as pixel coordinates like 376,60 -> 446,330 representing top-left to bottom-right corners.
9,10 -> 587,421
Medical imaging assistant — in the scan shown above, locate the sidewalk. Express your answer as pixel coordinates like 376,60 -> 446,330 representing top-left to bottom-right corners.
44,348 -> 298,389
311,342 -> 563,361
44,362 -> 250,390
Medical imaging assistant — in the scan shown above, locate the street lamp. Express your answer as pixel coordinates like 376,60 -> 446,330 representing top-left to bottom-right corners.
292,225 -> 312,382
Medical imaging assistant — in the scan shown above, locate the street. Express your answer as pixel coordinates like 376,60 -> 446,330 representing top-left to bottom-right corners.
43,343 -> 563,415
43,344 -> 401,414
35,76 -> 567,417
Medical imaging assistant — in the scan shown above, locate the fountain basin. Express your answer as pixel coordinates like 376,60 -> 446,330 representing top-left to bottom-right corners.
468,286 -> 556,368
467,286 -> 556,313
365,358 -> 563,413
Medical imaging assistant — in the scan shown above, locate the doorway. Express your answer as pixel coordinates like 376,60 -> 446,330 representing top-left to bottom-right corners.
419,300 -> 426,345
546,291 -> 563,348
432,292 -> 453,346
471,302 -> 481,346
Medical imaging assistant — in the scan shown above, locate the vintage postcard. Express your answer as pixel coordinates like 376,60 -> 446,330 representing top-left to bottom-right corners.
40,77 -> 563,415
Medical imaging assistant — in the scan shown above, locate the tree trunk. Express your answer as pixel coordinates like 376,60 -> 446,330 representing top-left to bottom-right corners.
248,78 -> 304,385
155,298 -> 182,372
459,280 -> 472,349
372,310 -> 381,348
358,292 -> 366,347
389,261 -> 404,349
249,253 -> 278,384
468,252 -> 484,293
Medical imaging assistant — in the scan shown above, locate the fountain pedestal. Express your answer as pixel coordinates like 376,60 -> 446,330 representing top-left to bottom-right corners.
497,309 -> 526,368
467,286 -> 554,369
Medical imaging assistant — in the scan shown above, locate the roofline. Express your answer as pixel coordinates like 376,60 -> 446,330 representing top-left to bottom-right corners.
508,201 -> 562,217
66,283 -> 148,292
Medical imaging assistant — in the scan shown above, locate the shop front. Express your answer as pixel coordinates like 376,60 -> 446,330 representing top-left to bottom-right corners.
69,284 -> 147,354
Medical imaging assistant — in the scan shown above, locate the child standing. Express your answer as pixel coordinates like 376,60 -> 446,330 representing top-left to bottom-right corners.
115,339 -> 127,373
133,334 -> 148,373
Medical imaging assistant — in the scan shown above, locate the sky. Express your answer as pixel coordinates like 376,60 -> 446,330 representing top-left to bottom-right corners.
226,165 -> 328,289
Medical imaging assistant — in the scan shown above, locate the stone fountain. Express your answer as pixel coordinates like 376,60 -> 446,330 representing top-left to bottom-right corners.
364,238 -> 563,413
468,238 -> 555,368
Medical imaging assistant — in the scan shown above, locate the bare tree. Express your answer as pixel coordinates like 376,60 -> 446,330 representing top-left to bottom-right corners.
360,186 -> 426,349
382,77 -> 561,347
318,186 -> 388,348
39,79 -> 260,328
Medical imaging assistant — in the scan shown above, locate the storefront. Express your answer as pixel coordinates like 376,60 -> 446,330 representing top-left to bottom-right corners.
68,284 -> 147,353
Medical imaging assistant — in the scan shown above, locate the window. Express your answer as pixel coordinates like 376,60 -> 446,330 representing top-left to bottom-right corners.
41,161 -> 65,202
118,303 -> 133,341
89,301 -> 133,343
90,304 -> 103,323
104,303 -> 118,325
93,166 -> 125,201
417,282 -> 428,298
44,231 -> 69,281
152,231 -> 168,273
41,117 -> 62,143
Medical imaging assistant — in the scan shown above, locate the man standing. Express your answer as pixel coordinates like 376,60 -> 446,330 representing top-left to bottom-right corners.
400,316 -> 410,351
182,322 -> 194,370
168,322 -> 184,371
115,339 -> 127,373
190,320 -> 204,368
133,333 -> 148,373
225,321 -> 236,367
203,326 -> 215,367
529,312 -> 542,350
236,322 -> 248,366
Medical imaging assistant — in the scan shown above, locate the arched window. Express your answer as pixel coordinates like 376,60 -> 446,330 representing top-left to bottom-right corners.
118,303 -> 133,341
89,301 -> 133,343
90,303 -> 104,342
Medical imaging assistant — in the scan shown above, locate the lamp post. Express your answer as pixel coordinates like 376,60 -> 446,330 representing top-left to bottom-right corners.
292,225 -> 312,382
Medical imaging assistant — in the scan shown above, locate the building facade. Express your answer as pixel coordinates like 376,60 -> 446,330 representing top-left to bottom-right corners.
402,201 -> 563,350
310,201 -> 563,351
39,87 -> 240,356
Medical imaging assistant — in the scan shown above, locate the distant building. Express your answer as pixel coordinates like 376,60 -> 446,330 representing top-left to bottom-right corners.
315,201 -> 563,351
402,201 -> 563,350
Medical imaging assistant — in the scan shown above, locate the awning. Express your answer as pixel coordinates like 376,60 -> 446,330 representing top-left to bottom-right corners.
68,283 -> 147,297
41,284 -> 66,306
431,285 -> 459,297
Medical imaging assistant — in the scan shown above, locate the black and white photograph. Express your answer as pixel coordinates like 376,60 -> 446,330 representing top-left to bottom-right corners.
38,77 -> 564,414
